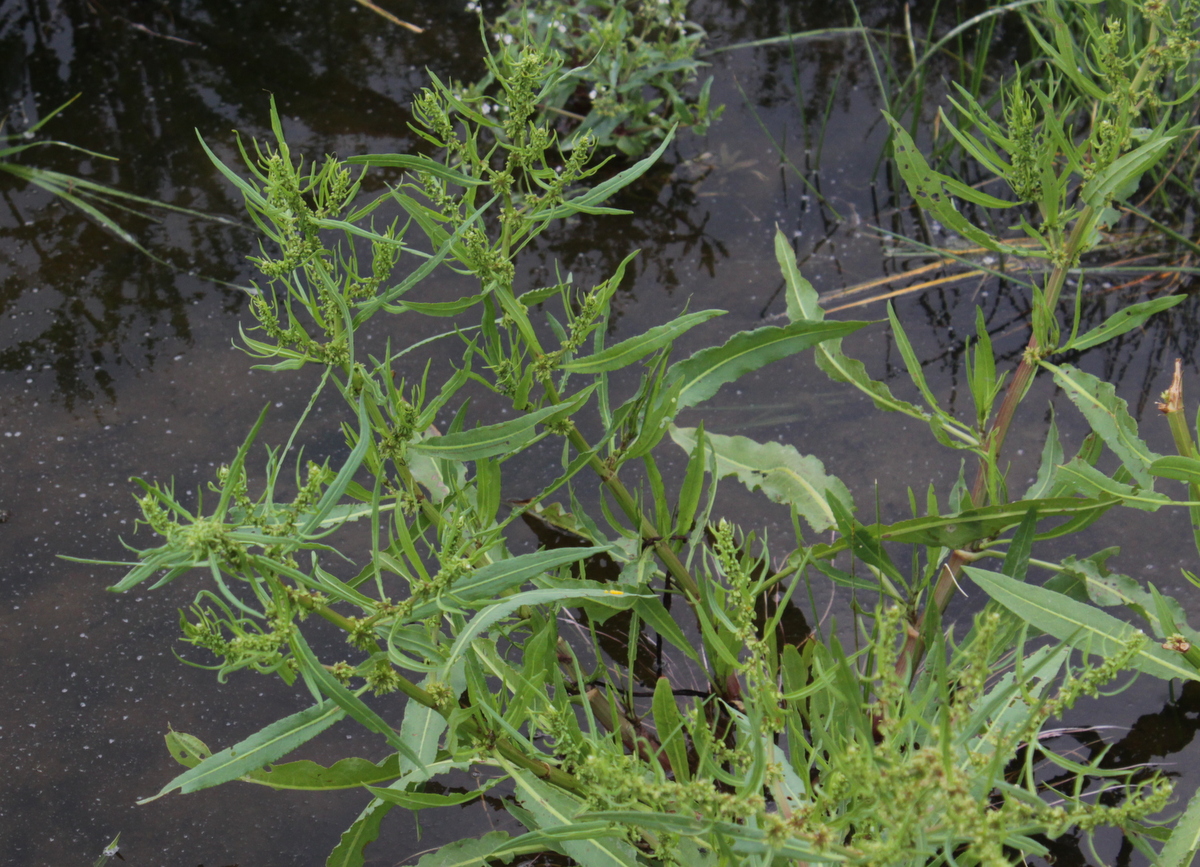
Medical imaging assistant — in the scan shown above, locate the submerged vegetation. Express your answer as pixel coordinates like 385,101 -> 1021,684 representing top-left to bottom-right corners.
75,0 -> 1200,865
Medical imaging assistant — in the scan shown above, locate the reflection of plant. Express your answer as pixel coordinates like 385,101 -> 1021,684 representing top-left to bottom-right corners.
472,0 -> 721,155
1,96 -> 223,262
78,31 -> 1200,867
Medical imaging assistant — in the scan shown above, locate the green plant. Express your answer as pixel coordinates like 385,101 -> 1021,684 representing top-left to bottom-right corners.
79,22 -> 1200,867
469,0 -> 722,156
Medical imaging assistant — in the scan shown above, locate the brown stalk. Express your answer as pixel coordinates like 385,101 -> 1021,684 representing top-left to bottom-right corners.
894,206 -> 1098,681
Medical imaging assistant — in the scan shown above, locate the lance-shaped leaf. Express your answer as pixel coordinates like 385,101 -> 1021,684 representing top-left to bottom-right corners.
652,677 -> 691,782
407,545 -> 612,621
137,701 -> 346,803
563,309 -> 725,373
397,674 -> 449,776
411,832 -> 519,867
666,319 -> 865,411
326,797 -> 393,867
579,810 -> 844,861
1046,363 -> 1161,488
507,765 -> 642,867
1158,788 -> 1200,867
444,586 -> 649,669
1081,132 -> 1175,210
299,397 -> 372,535
1151,455 -> 1200,485
670,425 -> 852,532
965,567 -> 1200,682
289,630 -> 427,771
1060,295 -> 1185,353
366,783 -> 496,810
812,496 -> 1114,555
241,754 -> 401,790
345,153 -> 489,186
633,595 -> 701,664
1054,460 -> 1170,511
1067,554 -> 1200,644
775,229 -> 938,421
409,385 -> 595,461
883,113 -> 1028,256
537,128 -> 675,221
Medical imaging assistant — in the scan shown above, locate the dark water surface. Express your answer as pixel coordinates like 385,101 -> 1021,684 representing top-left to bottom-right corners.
2,1 -> 1198,864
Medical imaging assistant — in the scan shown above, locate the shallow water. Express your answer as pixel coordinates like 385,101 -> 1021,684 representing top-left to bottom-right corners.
2,1 -> 1198,864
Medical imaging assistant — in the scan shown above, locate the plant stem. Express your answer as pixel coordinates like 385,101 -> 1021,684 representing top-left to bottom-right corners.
540,376 -> 703,602
310,599 -> 583,790
896,205 -> 1097,679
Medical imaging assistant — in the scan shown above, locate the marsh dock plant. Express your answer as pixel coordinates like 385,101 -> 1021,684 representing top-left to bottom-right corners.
80,14 -> 1200,867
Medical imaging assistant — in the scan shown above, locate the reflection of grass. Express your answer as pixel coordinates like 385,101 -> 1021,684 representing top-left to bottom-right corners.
350,0 -> 422,33
819,228 -> 1199,314
1,95 -> 239,268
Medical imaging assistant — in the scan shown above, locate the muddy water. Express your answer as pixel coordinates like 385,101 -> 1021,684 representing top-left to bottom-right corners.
2,1 -> 1198,864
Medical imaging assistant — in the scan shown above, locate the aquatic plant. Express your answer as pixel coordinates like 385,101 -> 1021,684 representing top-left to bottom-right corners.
78,18 -> 1200,867
469,0 -> 721,155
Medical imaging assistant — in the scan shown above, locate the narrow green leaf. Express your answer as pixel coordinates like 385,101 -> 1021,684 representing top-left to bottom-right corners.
670,425 -> 852,532
288,631 -> 427,771
397,677 -> 447,775
887,302 -> 941,413
1060,296 -> 1185,352
652,677 -> 691,782
242,754 -> 401,790
563,310 -> 726,373
345,153 -> 488,186
810,496 -> 1113,553
444,587 -> 649,669
539,128 -> 676,220
1023,408 -> 1063,499
1081,133 -> 1175,209
366,784 -> 490,810
412,832 -> 521,867
1001,508 -> 1038,583
507,766 -> 642,867
325,798 -> 393,867
407,545 -> 611,621
883,113 -> 1027,256
775,229 -> 936,420
667,319 -> 866,410
1150,455 -> 1200,485
299,398 -> 372,535
1055,461 -> 1170,511
1158,787 -> 1200,867
138,701 -> 346,803
580,810 -> 844,861
1071,555 -> 1200,644
392,292 -> 487,317
409,386 -> 595,461
1046,363 -> 1161,488
633,595 -> 701,664
965,567 -> 1200,682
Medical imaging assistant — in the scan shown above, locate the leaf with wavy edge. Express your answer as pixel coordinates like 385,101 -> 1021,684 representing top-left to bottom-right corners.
241,754 -> 401,790
671,425 -> 852,532
666,320 -> 865,411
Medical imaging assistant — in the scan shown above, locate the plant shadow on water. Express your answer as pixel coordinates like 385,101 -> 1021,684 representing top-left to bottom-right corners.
1,1 -> 1199,865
